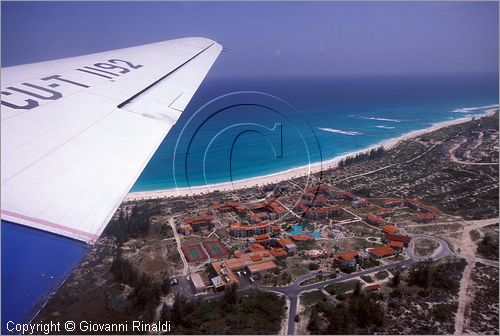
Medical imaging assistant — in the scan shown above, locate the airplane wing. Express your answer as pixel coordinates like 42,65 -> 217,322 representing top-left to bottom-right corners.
1,37 -> 222,244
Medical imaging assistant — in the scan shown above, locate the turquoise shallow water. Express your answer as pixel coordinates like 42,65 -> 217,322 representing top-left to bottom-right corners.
132,74 -> 499,191
288,224 -> 321,238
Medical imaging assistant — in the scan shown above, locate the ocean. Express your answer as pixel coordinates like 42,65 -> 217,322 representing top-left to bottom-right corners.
2,73 -> 498,332
132,73 -> 499,191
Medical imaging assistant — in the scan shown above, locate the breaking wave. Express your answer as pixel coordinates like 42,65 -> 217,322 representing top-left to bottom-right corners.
373,125 -> 395,129
318,127 -> 363,136
359,116 -> 403,123
452,104 -> 498,113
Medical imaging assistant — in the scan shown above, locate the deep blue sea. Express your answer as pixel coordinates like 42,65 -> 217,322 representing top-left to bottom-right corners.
132,74 -> 499,191
1,73 -> 498,333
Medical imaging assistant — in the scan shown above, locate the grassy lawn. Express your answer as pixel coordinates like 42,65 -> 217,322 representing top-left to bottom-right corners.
300,290 -> 325,306
375,270 -> 389,280
325,280 -> 358,295
361,275 -> 374,283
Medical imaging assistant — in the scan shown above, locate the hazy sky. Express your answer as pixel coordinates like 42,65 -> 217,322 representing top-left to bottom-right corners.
2,1 -> 498,77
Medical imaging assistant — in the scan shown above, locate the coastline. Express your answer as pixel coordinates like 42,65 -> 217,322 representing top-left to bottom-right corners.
125,109 -> 497,201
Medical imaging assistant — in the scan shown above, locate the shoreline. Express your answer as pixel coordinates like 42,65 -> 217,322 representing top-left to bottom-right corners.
125,109 -> 497,201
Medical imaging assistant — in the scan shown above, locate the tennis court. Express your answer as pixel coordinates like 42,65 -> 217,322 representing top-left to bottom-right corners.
202,240 -> 229,258
181,244 -> 208,263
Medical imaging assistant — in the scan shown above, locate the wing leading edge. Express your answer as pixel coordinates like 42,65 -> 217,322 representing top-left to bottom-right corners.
1,37 -> 222,243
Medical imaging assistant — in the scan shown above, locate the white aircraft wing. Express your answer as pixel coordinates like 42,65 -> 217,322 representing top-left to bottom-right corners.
1,37 -> 222,244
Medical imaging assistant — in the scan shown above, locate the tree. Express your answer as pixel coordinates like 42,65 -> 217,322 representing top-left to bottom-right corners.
223,283 -> 238,305
160,303 -> 171,321
353,280 -> 362,297
391,270 -> 401,287
161,277 -> 171,294
308,263 -> 320,271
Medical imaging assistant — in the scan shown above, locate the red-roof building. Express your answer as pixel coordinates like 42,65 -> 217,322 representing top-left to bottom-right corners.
382,225 -> 400,235
366,213 -> 385,226
373,208 -> 395,218
277,238 -> 298,253
384,233 -> 411,247
230,222 -> 271,238
414,212 -> 438,223
270,248 -> 288,258
386,241 -> 405,251
368,246 -> 396,258
247,244 -> 266,253
183,215 -> 214,231
365,284 -> 381,292
383,198 -> 402,207
290,234 -> 312,242
336,251 -> 359,268
405,198 -> 424,209
304,205 -> 341,219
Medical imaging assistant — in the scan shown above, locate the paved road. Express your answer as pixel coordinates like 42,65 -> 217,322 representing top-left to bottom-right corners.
257,258 -> 415,335
192,233 -> 452,335
407,234 -> 454,261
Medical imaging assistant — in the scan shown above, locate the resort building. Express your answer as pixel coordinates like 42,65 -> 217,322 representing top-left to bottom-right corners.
373,208 -> 395,218
290,234 -> 313,242
335,251 -> 359,268
384,233 -> 411,247
247,244 -> 266,253
269,248 -> 288,258
304,205 -> 341,219
255,234 -> 270,245
365,284 -> 381,292
366,213 -> 385,226
381,224 -> 400,235
179,224 -> 193,236
209,201 -> 247,214
352,198 -> 369,208
210,251 -> 277,289
230,222 -> 271,238
277,238 -> 298,253
414,212 -> 438,223
305,249 -> 329,259
386,240 -> 405,252
304,185 -> 331,195
367,246 -> 397,259
182,214 -> 214,231
405,198 -> 424,210
383,198 -> 402,207
190,273 -> 206,293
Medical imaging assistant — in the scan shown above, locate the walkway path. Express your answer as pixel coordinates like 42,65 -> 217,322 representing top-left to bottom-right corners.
453,218 -> 498,334
169,215 -> 189,276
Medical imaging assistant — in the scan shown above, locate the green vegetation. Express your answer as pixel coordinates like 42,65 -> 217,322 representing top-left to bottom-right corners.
105,202 -> 161,244
110,247 -> 163,322
308,262 -> 320,271
414,239 -> 439,257
166,290 -> 285,334
325,280 -> 359,295
300,290 -> 326,306
469,229 -> 481,241
375,270 -> 389,280
344,221 -> 382,237
408,259 -> 466,294
361,275 -> 374,283
308,290 -> 385,334
338,147 -> 385,168
477,234 -> 499,260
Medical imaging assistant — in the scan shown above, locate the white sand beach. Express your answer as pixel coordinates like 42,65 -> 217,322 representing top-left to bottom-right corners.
125,109 -> 497,201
